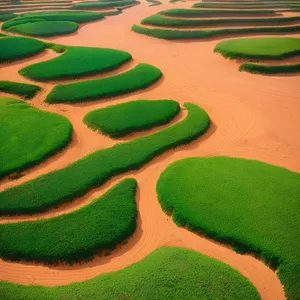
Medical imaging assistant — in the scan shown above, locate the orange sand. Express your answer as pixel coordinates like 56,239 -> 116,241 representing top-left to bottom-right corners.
1,2 -> 300,299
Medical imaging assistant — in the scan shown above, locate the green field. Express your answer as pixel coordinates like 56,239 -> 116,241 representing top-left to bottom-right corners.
193,2 -> 300,8
0,103 -> 209,215
20,46 -> 132,81
160,8 -> 276,17
0,179 -> 137,264
0,247 -> 260,300
73,0 -> 137,9
46,63 -> 162,103
0,13 -> 17,21
7,21 -> 79,37
132,24 -> 300,39
239,62 -> 300,74
142,14 -> 300,27
2,17 -> 46,31
0,36 -> 45,63
214,37 -> 300,59
0,81 -> 41,99
0,96 -> 72,179
20,10 -> 105,22
156,156 -> 300,300
83,100 -> 180,137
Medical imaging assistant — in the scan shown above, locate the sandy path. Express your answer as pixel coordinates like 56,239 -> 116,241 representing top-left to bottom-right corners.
1,1 -> 300,299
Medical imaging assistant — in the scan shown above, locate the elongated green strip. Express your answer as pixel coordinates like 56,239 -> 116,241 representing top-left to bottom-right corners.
240,62 -> 300,74
0,80 -> 40,99
0,178 -> 137,264
46,63 -> 162,103
0,103 -> 209,215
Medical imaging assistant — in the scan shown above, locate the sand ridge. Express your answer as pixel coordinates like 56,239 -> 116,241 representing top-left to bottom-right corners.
1,1 -> 300,299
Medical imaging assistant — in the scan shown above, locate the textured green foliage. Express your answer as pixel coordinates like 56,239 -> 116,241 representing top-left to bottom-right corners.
2,17 -> 45,30
146,0 -> 162,6
0,13 -> 17,21
0,179 -> 137,264
0,96 -> 72,179
157,157 -> 300,300
0,81 -> 40,99
46,63 -> 162,103
7,21 -> 79,37
20,10 -> 104,22
0,36 -> 45,63
142,14 -> 300,27
214,37 -> 300,59
20,46 -> 131,81
73,0 -> 137,9
160,8 -> 276,17
0,103 -> 209,215
0,247 -> 260,300
193,2 -> 300,8
240,62 -> 300,74
132,24 -> 300,39
83,100 -> 180,137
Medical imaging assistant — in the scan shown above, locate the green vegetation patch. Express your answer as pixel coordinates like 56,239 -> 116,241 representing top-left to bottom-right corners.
7,21 -> 79,37
0,96 -> 72,179
20,46 -> 132,81
0,13 -> 17,21
2,17 -> 45,31
84,100 -> 180,138
0,247 -> 259,300
157,156 -> 300,300
0,80 -> 41,99
193,2 -> 300,8
73,0 -> 137,9
160,8 -> 276,17
239,62 -> 300,74
0,178 -> 137,264
142,14 -> 300,27
0,36 -> 45,63
46,63 -> 162,103
0,103 -> 209,215
214,37 -> 300,60
20,10 -> 104,22
132,24 -> 300,39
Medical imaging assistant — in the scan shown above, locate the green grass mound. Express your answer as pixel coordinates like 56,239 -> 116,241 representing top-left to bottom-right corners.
132,24 -> 300,40
20,46 -> 132,81
193,2 -> 300,8
0,178 -> 137,264
214,37 -> 300,60
0,13 -> 17,21
84,100 -> 180,138
20,10 -> 104,22
2,17 -> 46,31
0,103 -> 209,215
146,0 -> 162,6
0,96 -> 72,179
0,81 -> 40,99
157,156 -> 300,300
142,14 -> 300,27
239,62 -> 300,74
7,21 -> 79,37
0,247 -> 260,300
160,8 -> 276,17
0,36 -> 45,63
46,63 -> 162,103
73,0 -> 137,9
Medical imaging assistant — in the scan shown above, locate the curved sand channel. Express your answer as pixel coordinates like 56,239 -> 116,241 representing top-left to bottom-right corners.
1,1 -> 300,299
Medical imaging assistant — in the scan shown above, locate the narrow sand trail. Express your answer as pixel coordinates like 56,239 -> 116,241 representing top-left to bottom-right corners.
1,1 -> 300,299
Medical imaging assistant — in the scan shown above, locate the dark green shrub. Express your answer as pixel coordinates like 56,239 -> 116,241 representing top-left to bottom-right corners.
0,81 -> 41,99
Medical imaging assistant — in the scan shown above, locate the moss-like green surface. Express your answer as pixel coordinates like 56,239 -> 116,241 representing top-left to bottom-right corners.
0,178 -> 137,264
20,46 -> 131,81
73,0 -> 137,9
142,14 -> 300,27
0,36 -> 45,63
0,96 -> 72,178
157,156 -> 300,300
0,80 -> 41,99
214,37 -> 300,59
239,62 -> 300,74
0,13 -> 17,21
132,24 -> 300,39
83,100 -> 180,137
0,103 -> 209,215
46,63 -> 162,103
7,21 -> 79,37
2,17 -> 46,31
0,247 -> 260,300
